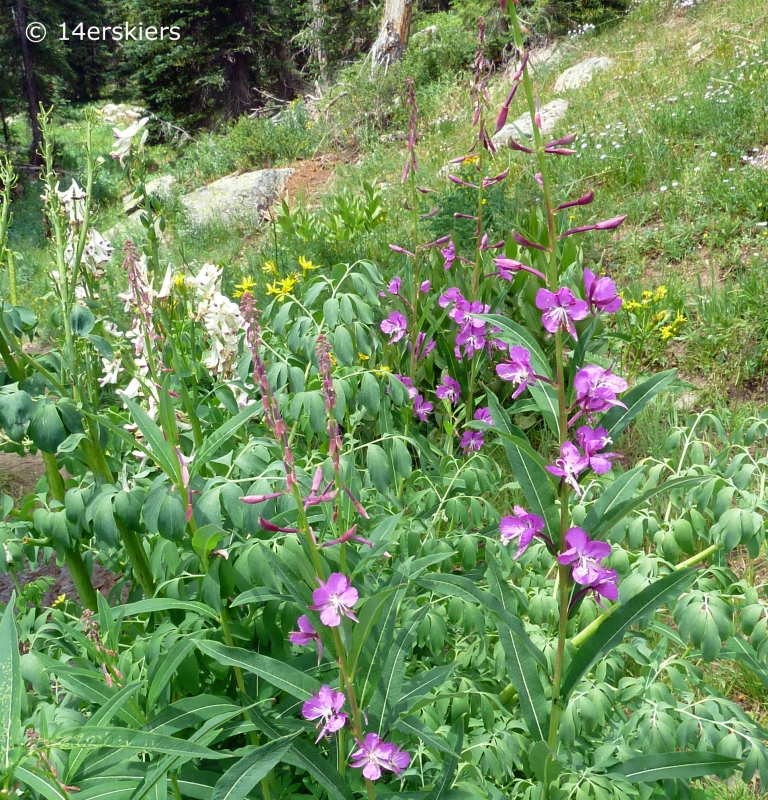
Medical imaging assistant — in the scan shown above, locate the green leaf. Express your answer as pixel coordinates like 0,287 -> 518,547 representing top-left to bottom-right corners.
15,765 -> 70,800
28,402 -> 67,454
560,569 -> 696,703
588,475 -> 709,540
360,372 -> 380,414
395,716 -> 460,757
0,595 -> 21,770
583,467 -> 645,537
392,438 -> 412,479
358,587 -> 406,706
0,390 -> 34,441
426,720 -> 463,800
367,443 -> 391,495
307,391 -> 326,434
54,727 -> 225,760
196,640 -> 320,700
189,404 -> 258,479
117,393 -> 178,479
349,589 -> 395,676
333,326 -> 354,366
396,664 -> 455,715
148,638 -> 198,710
85,334 -> 114,359
70,304 -> 96,335
231,588 -> 294,607
487,394 -> 559,539
111,599 -> 220,621
370,607 -> 428,733
497,621 -> 549,741
212,734 -> 298,800
601,370 -> 676,443
611,751 -> 742,783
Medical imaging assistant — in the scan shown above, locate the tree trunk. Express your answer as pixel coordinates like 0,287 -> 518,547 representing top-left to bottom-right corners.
311,0 -> 328,83
12,0 -> 42,165
370,0 -> 414,68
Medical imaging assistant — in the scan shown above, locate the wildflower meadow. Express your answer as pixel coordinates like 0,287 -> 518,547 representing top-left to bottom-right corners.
1,1 -> 768,799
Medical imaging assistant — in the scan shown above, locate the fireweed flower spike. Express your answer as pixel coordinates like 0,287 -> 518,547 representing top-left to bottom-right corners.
290,615 -> 323,662
558,527 -> 612,585
546,442 -> 590,495
381,311 -> 407,343
350,733 -> 412,780
536,286 -> 589,339
500,506 -> 545,556
583,267 -> 622,314
310,573 -> 359,627
302,686 -> 348,742
436,375 -> 461,405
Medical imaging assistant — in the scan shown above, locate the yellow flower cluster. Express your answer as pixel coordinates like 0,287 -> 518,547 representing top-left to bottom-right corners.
298,256 -> 318,272
266,275 -> 300,301
233,275 -> 257,298
623,285 -> 667,311
660,311 -> 687,341
261,260 -> 278,275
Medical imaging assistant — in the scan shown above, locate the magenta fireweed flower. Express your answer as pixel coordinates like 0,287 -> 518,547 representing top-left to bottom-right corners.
546,442 -> 590,495
536,287 -> 589,339
414,394 -> 433,421
584,268 -> 622,314
381,311 -> 407,343
439,287 -> 464,316
302,686 -> 348,742
591,567 -> 619,604
436,375 -> 461,405
496,345 -> 537,399
350,733 -> 411,780
474,407 -> 493,424
410,333 -> 436,362
461,430 -> 484,454
561,215 -> 627,238
420,280 -> 431,293
556,191 -> 595,211
455,318 -> 487,359
493,257 -> 546,282
577,426 -> 619,474
571,365 -> 628,424
388,277 -> 402,295
310,573 -> 359,627
500,506 -> 545,557
442,241 -> 456,270
558,527 -> 612,585
290,615 -> 323,661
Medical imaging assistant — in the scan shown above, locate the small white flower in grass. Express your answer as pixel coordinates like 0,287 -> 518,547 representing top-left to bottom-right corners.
660,186 -> 668,192
671,181 -> 679,187
694,167 -> 701,172
710,152 -> 718,157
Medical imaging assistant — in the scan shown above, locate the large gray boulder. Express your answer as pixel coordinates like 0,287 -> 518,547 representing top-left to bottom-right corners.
181,168 -> 294,226
554,57 -> 613,92
492,99 -> 569,148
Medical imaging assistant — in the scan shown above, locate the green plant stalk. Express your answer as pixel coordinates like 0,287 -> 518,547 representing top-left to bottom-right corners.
219,604 -> 273,800
41,451 -> 97,611
408,154 -> 421,381
115,520 -> 156,597
70,122 -> 95,299
0,158 -> 16,303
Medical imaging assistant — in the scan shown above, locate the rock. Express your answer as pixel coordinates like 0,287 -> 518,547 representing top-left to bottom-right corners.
412,25 -> 438,41
675,391 -> 698,412
180,168 -> 294,226
492,99 -> 569,147
505,43 -> 565,80
100,103 -> 142,125
554,57 -> 613,93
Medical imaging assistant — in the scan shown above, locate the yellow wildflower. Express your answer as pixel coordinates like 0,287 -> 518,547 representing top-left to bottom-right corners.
462,155 -> 479,165
298,256 -> 318,272
358,352 -> 370,362
261,260 -> 278,275
654,285 -> 668,301
266,275 -> 299,301
52,593 -> 67,607
624,299 -> 642,311
173,272 -> 186,289
233,275 -> 257,298
375,365 -> 392,376
660,326 -> 674,341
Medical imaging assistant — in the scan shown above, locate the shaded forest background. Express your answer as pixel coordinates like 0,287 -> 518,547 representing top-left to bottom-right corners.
0,0 -> 631,159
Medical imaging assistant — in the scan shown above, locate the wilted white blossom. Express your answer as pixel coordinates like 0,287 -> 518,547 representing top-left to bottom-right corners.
111,117 -> 150,166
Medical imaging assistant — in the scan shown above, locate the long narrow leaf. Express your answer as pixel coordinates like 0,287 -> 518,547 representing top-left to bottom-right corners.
190,403 -> 258,479
196,640 -> 321,700
212,734 -> 298,800
497,621 -> 549,741
560,569 -> 696,702
0,595 -> 21,770
426,720 -> 464,800
601,370 -> 676,443
611,751 -> 742,783
117,393 -> 178,478
54,727 -> 225,759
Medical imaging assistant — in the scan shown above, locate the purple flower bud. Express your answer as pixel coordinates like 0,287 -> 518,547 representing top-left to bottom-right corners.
555,191 -> 595,211
584,268 -> 622,314
241,491 -> 284,504
389,244 -> 416,258
545,147 -> 576,156
507,139 -> 535,154
259,517 -> 299,533
509,51 -> 529,82
534,173 -> 544,189
420,207 -> 440,219
534,96 -> 542,129
560,215 -> 627,238
546,133 -> 577,147
454,213 -> 477,220
482,169 -> 510,188
420,280 -> 431,293
448,175 -> 479,189
512,231 -> 548,251
493,257 -> 546,282
423,235 -> 451,248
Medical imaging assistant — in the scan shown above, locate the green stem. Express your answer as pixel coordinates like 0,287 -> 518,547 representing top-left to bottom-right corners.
116,521 -> 156,597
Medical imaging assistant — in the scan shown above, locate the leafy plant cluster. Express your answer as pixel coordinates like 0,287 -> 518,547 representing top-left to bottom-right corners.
0,7 -> 767,800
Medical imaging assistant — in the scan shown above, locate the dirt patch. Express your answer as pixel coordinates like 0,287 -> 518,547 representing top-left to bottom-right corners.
285,158 -> 337,205
0,451 -> 46,502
